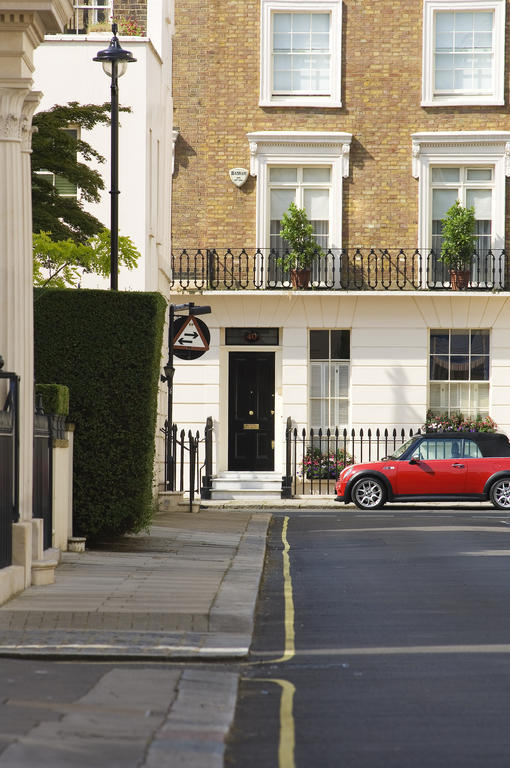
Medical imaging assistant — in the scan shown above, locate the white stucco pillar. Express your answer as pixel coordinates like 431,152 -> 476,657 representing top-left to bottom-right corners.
0,2 -> 72,524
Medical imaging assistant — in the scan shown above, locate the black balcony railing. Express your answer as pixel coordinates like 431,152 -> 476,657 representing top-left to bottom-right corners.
170,248 -> 507,292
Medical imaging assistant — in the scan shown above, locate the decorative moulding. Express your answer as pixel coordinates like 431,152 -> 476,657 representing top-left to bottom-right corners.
411,131 -> 510,178
247,131 -> 352,177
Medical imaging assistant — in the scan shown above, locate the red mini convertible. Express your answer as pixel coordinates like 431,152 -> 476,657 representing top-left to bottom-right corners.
335,431 -> 510,511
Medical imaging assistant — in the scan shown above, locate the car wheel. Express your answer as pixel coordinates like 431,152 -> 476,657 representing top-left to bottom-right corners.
351,477 -> 386,510
490,478 -> 510,510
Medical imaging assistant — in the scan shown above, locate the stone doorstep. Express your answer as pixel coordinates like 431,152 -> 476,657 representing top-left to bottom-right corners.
31,548 -> 60,587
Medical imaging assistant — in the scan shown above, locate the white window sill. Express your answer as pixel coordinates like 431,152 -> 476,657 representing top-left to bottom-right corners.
421,96 -> 504,107
259,97 -> 342,108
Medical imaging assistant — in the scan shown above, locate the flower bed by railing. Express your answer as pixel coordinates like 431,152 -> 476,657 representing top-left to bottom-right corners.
170,248 -> 507,292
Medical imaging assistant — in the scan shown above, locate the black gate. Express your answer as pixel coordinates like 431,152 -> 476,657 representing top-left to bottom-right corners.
33,412 -> 52,551
0,360 -> 19,569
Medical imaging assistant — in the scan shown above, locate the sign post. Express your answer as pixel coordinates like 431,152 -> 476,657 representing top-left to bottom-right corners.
162,302 -> 211,490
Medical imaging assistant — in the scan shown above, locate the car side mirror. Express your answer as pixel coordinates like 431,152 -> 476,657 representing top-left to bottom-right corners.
409,457 -> 419,465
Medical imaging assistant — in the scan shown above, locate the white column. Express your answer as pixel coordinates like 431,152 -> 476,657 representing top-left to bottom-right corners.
0,82 -> 33,521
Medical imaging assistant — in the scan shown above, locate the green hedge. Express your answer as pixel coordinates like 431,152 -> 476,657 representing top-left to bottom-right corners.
35,383 -> 70,415
34,288 -> 166,541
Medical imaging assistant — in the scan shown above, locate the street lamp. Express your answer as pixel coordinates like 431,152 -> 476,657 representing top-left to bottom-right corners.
162,303 -> 211,490
93,24 -> 136,291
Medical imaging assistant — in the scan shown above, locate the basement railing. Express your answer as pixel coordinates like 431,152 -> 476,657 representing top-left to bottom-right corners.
170,248 -> 507,292
282,420 -> 424,498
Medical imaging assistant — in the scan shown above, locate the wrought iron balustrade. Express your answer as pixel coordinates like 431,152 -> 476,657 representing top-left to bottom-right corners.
170,248 -> 508,292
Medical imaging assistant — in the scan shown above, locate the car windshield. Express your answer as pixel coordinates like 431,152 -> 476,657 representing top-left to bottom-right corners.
387,436 -> 418,460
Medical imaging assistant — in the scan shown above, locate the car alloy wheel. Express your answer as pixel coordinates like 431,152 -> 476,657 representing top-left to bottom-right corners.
352,477 -> 386,510
490,478 -> 510,510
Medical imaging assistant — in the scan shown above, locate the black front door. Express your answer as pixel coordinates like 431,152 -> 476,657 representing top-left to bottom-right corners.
228,352 -> 275,471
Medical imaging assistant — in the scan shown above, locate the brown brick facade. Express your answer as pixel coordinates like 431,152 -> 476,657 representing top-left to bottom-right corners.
172,0 -> 510,250
114,0 -> 146,34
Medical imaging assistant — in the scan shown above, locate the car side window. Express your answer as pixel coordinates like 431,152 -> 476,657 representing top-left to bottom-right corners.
411,439 -> 462,460
463,440 -> 483,458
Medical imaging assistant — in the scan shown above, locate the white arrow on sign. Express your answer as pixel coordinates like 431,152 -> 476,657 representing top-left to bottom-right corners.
173,316 -> 210,352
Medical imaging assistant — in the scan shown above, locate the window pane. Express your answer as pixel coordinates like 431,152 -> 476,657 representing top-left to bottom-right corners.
474,12 -> 493,32
451,331 -> 469,354
303,167 -> 331,183
304,188 -> 329,219
430,355 -> 449,380
466,188 -> 491,219
274,70 -> 292,90
471,356 -> 489,380
310,330 -> 329,360
431,167 -> 460,183
436,12 -> 454,33
270,167 -> 297,182
312,13 -> 330,33
471,330 -> 490,355
435,69 -> 454,90
330,363 -> 349,398
331,399 -> 348,425
450,355 -> 469,380
310,399 -> 327,429
310,362 -> 328,397
464,440 -> 483,458
331,330 -> 350,359
455,12 -> 473,32
432,188 -> 458,219
274,34 -> 291,51
293,14 -> 310,34
274,13 -> 291,33
430,331 -> 449,355
270,188 -> 296,219
467,168 -> 492,181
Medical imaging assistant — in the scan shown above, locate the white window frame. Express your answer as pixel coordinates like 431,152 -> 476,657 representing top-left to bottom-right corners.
247,131 -> 351,284
309,329 -> 350,431
428,328 -> 490,418
259,0 -> 342,108
412,131 -> 510,288
422,0 -> 505,107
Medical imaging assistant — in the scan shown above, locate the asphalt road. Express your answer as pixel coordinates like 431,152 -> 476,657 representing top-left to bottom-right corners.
226,507 -> 510,768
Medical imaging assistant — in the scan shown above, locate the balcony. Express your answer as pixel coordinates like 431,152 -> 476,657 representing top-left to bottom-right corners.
169,248 -> 508,292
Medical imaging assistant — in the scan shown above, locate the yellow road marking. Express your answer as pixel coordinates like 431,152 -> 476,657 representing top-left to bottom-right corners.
272,516 -> 295,664
249,677 -> 296,768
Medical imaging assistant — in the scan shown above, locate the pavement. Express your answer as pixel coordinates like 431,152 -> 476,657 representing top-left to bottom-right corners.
0,506 -> 276,767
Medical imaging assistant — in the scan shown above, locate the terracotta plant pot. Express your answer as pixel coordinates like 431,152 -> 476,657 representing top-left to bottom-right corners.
290,268 -> 311,289
449,269 -> 471,290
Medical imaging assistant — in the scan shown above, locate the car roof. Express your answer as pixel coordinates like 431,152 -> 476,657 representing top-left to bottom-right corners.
419,431 -> 510,457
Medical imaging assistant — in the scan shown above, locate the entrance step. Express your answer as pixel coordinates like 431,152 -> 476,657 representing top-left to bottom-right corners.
209,471 -> 281,500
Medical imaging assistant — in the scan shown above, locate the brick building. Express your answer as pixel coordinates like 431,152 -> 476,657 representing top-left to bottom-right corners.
170,0 -> 510,498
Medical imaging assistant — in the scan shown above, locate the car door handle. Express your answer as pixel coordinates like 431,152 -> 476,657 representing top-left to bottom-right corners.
452,463 -> 465,468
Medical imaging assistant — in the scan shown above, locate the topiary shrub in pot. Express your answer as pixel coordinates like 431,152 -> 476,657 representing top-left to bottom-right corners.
439,200 -> 476,290
277,202 -> 323,289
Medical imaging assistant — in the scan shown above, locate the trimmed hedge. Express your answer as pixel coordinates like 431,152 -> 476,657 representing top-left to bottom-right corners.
34,288 -> 166,541
36,383 -> 70,415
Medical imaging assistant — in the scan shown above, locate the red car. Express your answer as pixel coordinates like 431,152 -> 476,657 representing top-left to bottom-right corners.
335,431 -> 510,511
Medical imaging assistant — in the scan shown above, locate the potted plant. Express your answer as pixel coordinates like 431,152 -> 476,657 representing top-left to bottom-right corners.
277,202 -> 323,289
439,200 -> 476,290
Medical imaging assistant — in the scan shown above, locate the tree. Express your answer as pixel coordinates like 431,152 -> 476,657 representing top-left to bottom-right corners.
33,230 -> 140,288
31,102 -> 129,243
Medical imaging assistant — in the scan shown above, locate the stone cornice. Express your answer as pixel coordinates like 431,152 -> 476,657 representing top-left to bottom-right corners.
411,131 -> 510,178
247,131 -> 353,177
0,85 -> 31,140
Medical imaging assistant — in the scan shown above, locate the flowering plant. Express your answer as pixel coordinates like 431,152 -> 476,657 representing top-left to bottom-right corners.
300,447 -> 353,479
424,410 -> 497,433
114,16 -> 145,35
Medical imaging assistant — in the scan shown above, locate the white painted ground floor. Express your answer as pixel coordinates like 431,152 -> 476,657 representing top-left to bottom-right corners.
156,291 -> 510,491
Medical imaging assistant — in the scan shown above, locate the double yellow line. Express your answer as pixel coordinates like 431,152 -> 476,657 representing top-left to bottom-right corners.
245,516 -> 297,767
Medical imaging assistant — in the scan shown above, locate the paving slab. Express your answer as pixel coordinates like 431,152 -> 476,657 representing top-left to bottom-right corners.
0,508 -> 271,660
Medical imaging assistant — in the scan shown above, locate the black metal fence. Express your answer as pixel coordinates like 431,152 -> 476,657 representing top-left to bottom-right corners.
282,421 -> 423,497
0,364 -> 19,569
162,417 -> 213,511
170,248 -> 507,292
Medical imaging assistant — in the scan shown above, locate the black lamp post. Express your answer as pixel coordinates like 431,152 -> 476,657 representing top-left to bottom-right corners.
162,302 -> 211,490
93,24 -> 136,290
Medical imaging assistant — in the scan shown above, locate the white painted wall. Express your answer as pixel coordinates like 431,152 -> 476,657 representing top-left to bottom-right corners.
169,291 -> 510,479
33,16 -> 172,292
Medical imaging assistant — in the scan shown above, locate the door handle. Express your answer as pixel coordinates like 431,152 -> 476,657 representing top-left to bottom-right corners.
270,410 -> 274,415
452,463 -> 465,468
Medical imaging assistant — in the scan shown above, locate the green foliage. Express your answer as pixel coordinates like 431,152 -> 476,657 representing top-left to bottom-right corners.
424,410 -> 497,433
34,289 -> 166,541
35,384 -> 70,415
300,446 -> 353,479
33,230 -> 140,288
439,201 -> 477,270
32,102 -> 129,243
277,202 -> 323,271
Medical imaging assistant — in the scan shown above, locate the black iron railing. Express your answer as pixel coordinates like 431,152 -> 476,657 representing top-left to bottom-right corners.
162,418 -> 213,511
283,420 -> 423,497
170,248 -> 507,291
0,361 -> 19,569
33,398 -> 53,551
